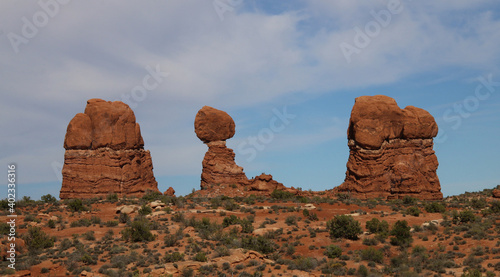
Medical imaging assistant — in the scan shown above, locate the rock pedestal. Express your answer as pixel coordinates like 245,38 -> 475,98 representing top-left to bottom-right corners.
60,99 -> 159,199
335,95 -> 442,200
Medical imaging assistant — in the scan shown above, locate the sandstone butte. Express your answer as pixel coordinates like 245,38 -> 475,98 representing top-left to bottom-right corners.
334,95 -> 443,200
194,106 -> 295,197
59,99 -> 159,199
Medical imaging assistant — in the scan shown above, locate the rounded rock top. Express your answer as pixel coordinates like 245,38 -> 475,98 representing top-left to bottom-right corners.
194,106 -> 236,143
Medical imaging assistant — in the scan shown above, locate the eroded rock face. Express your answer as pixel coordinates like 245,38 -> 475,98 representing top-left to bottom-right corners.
249,173 -> 287,192
164,187 -> 176,197
335,95 -> 442,200
60,99 -> 159,199
200,140 -> 249,190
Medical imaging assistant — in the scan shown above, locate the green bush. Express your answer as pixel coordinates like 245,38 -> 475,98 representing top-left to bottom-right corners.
390,220 -> 413,247
424,202 -> 446,213
193,252 -> 207,262
270,189 -> 295,200
222,215 -> 239,227
326,215 -> 362,240
141,190 -> 163,202
365,218 -> 389,234
138,205 -> 152,216
24,226 -> 54,252
360,247 -> 384,263
164,252 -> 184,263
240,219 -> 254,233
66,199 -> 87,212
402,196 -> 417,205
121,219 -> 154,242
452,210 -> 476,224
241,235 -> 277,254
324,245 -> 342,259
41,194 -> 57,203
106,193 -> 119,202
406,206 -> 421,217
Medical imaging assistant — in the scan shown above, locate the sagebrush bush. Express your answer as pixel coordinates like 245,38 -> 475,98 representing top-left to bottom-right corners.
326,215 -> 362,240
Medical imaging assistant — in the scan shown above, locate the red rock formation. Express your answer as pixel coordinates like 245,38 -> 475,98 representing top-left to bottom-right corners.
335,95 -> 442,200
195,106 -> 235,143
60,99 -> 159,199
492,189 -> 500,198
195,106 -> 249,191
249,173 -> 288,193
164,187 -> 176,197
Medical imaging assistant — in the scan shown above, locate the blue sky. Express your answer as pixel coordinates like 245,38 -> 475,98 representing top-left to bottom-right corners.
1,0 -> 499,200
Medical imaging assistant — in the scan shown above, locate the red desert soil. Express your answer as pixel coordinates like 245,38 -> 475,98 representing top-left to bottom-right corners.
1,190 -> 499,277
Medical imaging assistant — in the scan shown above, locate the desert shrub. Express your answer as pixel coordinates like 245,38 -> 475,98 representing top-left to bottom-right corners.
324,245 -> 342,259
90,216 -> 101,225
164,252 -> 184,263
285,216 -> 297,226
406,206 -> 421,217
121,219 -> 154,242
181,267 -> 194,277
462,268 -> 483,277
489,200 -> 500,214
24,226 -> 54,252
138,205 -> 152,216
240,219 -> 254,233
326,215 -> 362,240
302,209 -> 319,221
425,202 -> 446,213
360,247 -> 384,263
390,220 -> 413,247
452,210 -> 476,224
41,194 -> 57,204
357,264 -> 369,277
141,190 -> 163,202
106,193 -> 119,202
288,256 -> 318,272
270,189 -> 295,200
215,246 -> 230,257
366,218 -> 389,234
241,235 -> 277,254
164,228 -> 183,247
105,220 -> 119,227
193,252 -> 207,262
119,212 -> 129,224
187,217 -> 222,240
402,196 -> 417,205
70,218 -> 92,227
83,231 -> 95,241
47,219 -> 56,229
362,237 -> 379,246
222,215 -> 239,227
66,199 -> 88,212
470,198 -> 487,209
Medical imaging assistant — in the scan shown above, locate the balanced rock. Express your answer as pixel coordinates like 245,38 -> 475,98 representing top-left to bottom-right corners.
60,99 -> 159,199
335,95 -> 442,200
195,106 -> 235,143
